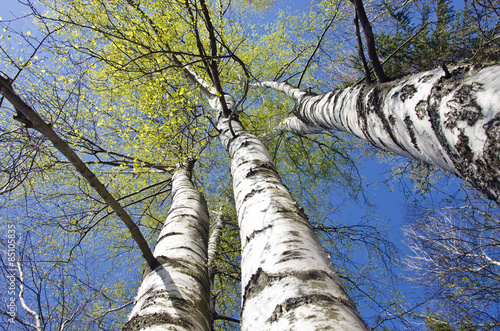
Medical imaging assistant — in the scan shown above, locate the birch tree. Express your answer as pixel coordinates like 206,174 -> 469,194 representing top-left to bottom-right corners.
215,97 -> 367,330
403,203 -> 500,328
256,64 -> 500,204
163,1 -> 370,327
0,7 -> 206,328
124,162 -> 211,331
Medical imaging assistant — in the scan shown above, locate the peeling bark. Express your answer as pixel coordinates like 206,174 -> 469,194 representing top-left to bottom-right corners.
261,64 -> 500,204
124,166 -> 211,331
213,95 -> 367,330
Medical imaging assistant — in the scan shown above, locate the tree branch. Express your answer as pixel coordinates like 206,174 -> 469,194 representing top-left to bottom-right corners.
351,0 -> 388,82
297,10 -> 338,88
354,10 -> 372,84
0,74 -> 159,270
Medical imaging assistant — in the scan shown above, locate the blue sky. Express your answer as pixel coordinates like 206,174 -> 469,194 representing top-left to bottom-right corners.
1,1 -> 33,29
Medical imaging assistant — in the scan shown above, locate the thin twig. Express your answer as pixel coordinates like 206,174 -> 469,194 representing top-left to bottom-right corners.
298,11 -> 338,88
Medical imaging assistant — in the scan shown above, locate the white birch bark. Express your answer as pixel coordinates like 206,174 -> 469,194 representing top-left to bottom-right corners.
213,95 -> 367,330
16,261 -> 42,330
207,213 -> 224,270
275,116 -> 324,135
258,64 -> 500,203
123,166 -> 211,331
178,49 -> 366,328
207,212 -> 225,322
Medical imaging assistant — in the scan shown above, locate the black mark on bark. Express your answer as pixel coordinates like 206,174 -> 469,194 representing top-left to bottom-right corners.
404,116 -> 420,152
393,84 -> 417,102
389,115 -> 396,125
445,83 -> 484,128
415,100 -> 428,120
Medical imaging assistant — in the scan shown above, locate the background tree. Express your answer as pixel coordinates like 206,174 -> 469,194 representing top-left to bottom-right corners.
403,200 -> 500,328
124,162 -> 211,331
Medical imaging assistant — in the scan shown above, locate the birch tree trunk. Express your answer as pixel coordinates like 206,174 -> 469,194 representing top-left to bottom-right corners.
213,96 -> 367,330
260,64 -> 500,203
176,34 -> 366,327
207,212 -> 225,322
123,165 -> 211,331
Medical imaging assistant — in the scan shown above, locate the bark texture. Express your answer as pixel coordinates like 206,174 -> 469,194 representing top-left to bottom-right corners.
264,64 -> 500,204
207,212 -> 224,323
215,96 -> 367,330
123,166 -> 211,331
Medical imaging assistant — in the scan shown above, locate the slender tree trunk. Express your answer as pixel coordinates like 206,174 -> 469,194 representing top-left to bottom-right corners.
353,10 -> 372,84
16,261 -> 42,330
207,213 -> 224,269
207,212 -> 225,323
123,164 -> 211,331
179,34 -> 366,326
351,0 -> 387,82
213,95 -> 367,330
257,64 -> 500,204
